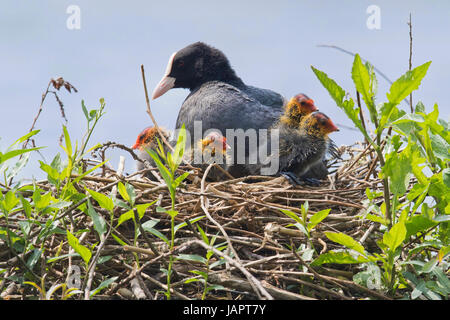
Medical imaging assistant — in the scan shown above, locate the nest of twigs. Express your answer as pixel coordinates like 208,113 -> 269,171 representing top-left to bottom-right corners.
1,141 -> 393,300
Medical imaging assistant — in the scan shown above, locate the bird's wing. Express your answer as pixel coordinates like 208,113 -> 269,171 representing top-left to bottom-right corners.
176,81 -> 281,136
244,85 -> 286,109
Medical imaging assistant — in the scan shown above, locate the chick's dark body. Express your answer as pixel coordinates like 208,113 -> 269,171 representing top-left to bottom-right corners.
277,125 -> 328,176
247,123 -> 329,178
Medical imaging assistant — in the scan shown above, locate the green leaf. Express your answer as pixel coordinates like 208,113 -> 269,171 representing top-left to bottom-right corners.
2,190 -> 20,213
39,161 -> 60,184
90,276 -> 118,297
210,258 -> 227,269
279,209 -> 303,224
311,66 -> 347,109
47,200 -> 72,210
325,232 -> 366,256
177,254 -> 207,264
301,201 -> 309,222
352,54 -> 376,121
111,233 -> 127,246
0,147 -> 43,164
166,151 -> 175,173
311,65 -> 371,143
72,160 -> 108,185
86,199 -> 107,236
430,132 -> 449,162
5,151 -> 32,181
307,209 -> 330,231
62,125 -> 73,157
117,182 -> 130,203
434,215 -> 450,223
19,195 -> 32,219
34,192 -> 52,211
380,61 -> 432,129
135,202 -> 155,220
141,219 -> 169,244
147,149 -> 173,189
125,183 -> 136,205
311,251 -> 370,266
117,209 -> 134,227
184,277 -> 202,284
432,267 -> 450,292
12,129 -> 40,146
197,225 -> 209,245
173,124 -> 187,167
405,214 -> 438,239
66,230 -> 92,266
189,270 -> 208,280
387,61 -> 432,106
86,188 -> 114,212
172,172 -> 190,189
26,249 -> 42,270
365,213 -> 389,226
293,222 -> 309,236
46,253 -> 80,263
174,215 -> 205,234
166,209 -> 179,219
382,221 -> 406,252
381,139 -> 416,196
353,263 -> 382,289
139,218 -> 159,230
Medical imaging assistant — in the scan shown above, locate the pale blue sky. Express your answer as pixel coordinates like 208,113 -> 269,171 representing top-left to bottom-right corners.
1,1 -> 448,179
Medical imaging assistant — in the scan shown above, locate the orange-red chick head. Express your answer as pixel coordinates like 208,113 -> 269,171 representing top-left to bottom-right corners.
300,111 -> 339,138
198,132 -> 230,156
132,127 -> 159,151
281,93 -> 319,126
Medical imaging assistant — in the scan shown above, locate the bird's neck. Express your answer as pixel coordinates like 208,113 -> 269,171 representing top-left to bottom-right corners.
195,73 -> 245,90
193,58 -> 246,90
224,75 -> 246,88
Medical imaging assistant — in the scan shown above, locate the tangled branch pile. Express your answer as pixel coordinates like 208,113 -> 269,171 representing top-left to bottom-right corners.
1,141 -> 395,300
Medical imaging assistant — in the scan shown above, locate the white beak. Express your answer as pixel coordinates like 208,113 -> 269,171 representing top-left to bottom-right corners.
152,52 -> 177,100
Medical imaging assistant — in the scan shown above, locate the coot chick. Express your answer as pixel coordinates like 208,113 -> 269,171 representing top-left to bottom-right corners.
248,111 -> 339,185
131,126 -> 171,179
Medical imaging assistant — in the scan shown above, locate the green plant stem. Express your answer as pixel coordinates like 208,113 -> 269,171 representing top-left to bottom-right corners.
387,252 -> 397,295
375,135 -> 392,228
79,101 -> 105,158
201,261 -> 210,300
166,214 -> 175,300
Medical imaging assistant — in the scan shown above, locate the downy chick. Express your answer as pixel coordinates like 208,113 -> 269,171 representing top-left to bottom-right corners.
279,93 -> 318,127
280,93 -> 339,180
248,111 -> 339,185
187,132 -> 231,181
131,126 -> 171,179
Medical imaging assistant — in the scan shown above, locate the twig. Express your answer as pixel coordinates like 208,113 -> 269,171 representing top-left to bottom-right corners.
200,164 -> 273,299
209,273 -> 315,300
317,44 -> 394,85
140,65 -> 174,153
193,239 -> 274,300
408,13 -> 414,113
317,44 -> 411,106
